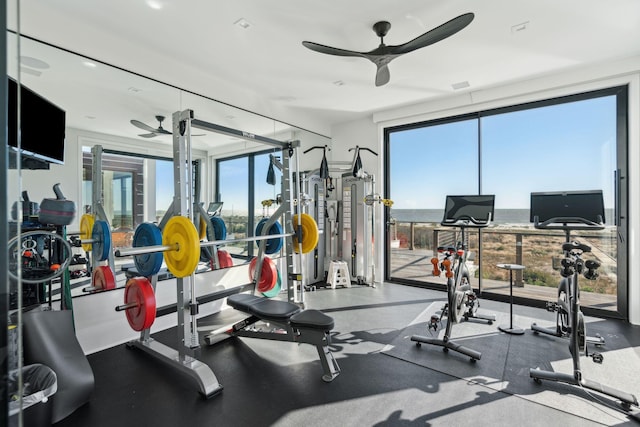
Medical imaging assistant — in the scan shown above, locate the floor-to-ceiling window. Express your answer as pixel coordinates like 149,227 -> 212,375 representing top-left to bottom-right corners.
82,149 -> 174,247
216,149 -> 281,258
216,155 -> 250,256
385,86 -> 628,319
387,118 -> 479,288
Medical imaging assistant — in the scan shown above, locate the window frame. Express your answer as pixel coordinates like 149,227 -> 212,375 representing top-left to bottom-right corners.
384,85 -> 629,320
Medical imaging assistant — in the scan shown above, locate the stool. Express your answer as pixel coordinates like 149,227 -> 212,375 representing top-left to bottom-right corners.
497,263 -> 525,335
327,261 -> 351,289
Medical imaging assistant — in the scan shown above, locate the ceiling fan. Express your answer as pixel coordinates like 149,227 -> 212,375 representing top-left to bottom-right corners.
130,115 -> 173,138
302,12 -> 474,87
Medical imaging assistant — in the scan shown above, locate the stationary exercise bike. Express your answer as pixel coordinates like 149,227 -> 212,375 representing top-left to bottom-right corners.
528,190 -> 638,410
411,195 -> 496,362
531,200 -> 605,346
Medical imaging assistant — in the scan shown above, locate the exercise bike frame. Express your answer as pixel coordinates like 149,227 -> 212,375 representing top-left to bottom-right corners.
530,224 -> 605,346
529,216 -> 638,410
411,215 -> 495,362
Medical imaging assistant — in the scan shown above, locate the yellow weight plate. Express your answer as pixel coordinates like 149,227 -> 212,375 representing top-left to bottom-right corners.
163,216 -> 200,278
198,215 -> 207,240
80,214 -> 95,251
292,213 -> 319,254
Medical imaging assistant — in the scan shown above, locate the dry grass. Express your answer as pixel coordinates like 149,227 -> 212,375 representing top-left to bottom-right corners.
395,224 -> 617,295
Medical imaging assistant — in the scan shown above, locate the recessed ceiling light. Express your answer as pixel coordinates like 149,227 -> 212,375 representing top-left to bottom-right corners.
451,81 -> 470,90
83,61 -> 97,68
234,18 -> 252,29
511,21 -> 529,34
128,86 -> 142,93
22,68 -> 42,77
333,80 -> 345,86
224,115 -> 235,120
20,56 -> 49,69
146,0 -> 163,10
85,115 -> 96,120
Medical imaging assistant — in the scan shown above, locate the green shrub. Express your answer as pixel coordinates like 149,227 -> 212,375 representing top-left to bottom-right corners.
523,270 -> 556,287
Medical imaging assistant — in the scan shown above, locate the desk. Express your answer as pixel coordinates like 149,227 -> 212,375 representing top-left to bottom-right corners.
497,263 -> 525,335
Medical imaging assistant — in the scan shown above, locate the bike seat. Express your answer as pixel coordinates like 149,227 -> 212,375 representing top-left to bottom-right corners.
437,246 -> 456,253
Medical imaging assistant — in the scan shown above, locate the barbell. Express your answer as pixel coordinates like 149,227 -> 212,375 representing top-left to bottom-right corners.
110,214 -> 319,279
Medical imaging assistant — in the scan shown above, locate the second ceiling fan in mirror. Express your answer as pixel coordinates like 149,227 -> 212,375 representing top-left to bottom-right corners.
130,115 -> 204,138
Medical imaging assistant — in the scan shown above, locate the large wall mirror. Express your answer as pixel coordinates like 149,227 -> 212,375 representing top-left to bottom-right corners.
6,32 -> 330,302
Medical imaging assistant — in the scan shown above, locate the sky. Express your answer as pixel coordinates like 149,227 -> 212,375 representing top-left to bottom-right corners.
210,93 -> 618,218
389,95 -> 617,210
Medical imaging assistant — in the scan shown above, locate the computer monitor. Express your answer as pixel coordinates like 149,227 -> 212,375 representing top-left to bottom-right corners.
442,195 -> 495,225
530,190 -> 605,224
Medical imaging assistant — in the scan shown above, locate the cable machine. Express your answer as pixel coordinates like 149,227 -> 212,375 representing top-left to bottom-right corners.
340,146 -> 378,286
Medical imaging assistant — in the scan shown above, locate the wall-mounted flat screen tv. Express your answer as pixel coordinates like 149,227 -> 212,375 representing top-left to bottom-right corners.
7,77 -> 66,165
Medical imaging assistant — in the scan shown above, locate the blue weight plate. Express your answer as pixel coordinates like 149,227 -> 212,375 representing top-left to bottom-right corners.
256,218 -> 283,255
133,223 -> 164,277
210,216 -> 227,241
92,220 -> 111,262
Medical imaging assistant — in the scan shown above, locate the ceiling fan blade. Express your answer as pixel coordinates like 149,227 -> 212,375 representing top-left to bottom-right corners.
375,64 -> 390,87
131,119 -> 159,133
155,127 -> 172,135
390,12 -> 474,55
302,41 -> 364,58
138,132 -> 158,138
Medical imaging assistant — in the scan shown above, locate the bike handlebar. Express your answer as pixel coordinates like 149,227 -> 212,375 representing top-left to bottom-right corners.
441,215 -> 491,228
533,216 -> 604,231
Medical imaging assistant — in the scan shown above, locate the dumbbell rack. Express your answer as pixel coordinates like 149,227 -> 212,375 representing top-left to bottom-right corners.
125,109 -> 303,398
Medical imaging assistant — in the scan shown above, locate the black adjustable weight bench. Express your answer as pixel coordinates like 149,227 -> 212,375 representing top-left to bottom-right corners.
218,293 -> 340,382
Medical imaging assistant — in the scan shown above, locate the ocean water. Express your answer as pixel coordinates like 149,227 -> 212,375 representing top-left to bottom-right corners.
390,209 -> 614,225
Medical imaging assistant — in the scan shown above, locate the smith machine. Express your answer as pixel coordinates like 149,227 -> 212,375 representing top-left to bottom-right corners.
101,110 -> 338,398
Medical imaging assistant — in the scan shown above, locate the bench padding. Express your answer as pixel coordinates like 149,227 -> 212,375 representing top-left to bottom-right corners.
227,294 -> 334,329
227,293 -> 262,311
227,293 -> 301,321
290,309 -> 334,330
250,299 -> 301,320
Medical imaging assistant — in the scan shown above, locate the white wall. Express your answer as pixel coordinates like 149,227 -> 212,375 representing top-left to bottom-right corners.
69,265 -> 250,354
331,55 -> 640,324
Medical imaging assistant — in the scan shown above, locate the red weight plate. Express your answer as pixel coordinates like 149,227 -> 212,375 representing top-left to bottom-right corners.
93,266 -> 116,290
124,277 -> 156,331
209,249 -> 233,270
218,250 -> 233,268
249,257 -> 277,293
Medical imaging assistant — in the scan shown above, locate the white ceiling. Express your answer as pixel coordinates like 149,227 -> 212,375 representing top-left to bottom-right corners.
9,0 -> 640,148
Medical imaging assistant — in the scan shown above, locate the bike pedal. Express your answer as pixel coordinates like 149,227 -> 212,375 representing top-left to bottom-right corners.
591,352 -> 604,364
545,302 -> 557,312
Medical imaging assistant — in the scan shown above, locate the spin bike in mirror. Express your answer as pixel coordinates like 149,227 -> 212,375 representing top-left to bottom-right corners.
411,195 -> 496,362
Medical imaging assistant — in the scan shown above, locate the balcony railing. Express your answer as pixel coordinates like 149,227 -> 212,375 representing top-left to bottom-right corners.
389,221 -> 617,311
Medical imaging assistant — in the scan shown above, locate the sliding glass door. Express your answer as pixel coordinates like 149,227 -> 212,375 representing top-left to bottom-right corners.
385,86 -> 628,319
387,118 -> 478,288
